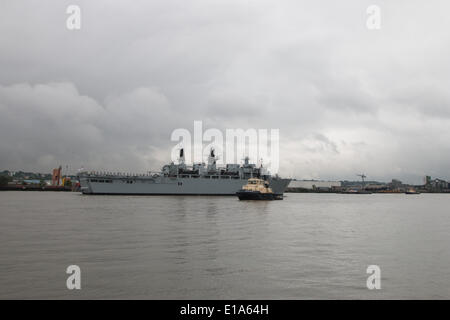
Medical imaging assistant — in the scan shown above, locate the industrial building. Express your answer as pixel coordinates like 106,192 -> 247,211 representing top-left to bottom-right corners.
286,180 -> 341,192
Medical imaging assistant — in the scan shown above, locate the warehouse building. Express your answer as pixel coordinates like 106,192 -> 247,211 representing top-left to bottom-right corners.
286,180 -> 341,192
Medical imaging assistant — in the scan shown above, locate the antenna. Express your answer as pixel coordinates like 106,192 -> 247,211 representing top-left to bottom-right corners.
241,155 -> 250,166
179,147 -> 185,165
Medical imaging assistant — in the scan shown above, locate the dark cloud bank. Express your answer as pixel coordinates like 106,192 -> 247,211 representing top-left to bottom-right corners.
1,0 -> 450,184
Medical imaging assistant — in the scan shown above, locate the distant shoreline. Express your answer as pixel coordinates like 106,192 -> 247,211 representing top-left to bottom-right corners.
0,185 -> 71,192
1,187 -> 450,194
285,188 -> 450,194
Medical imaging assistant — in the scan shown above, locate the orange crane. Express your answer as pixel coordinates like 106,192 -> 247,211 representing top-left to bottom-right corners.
52,166 -> 62,186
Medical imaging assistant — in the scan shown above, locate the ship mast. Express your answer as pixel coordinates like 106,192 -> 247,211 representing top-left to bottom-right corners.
207,148 -> 217,173
178,148 -> 185,165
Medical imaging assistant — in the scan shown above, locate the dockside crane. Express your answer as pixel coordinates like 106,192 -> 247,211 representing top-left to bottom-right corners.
357,173 -> 367,190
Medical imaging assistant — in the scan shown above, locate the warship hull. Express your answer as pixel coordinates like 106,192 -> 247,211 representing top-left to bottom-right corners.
79,176 -> 291,196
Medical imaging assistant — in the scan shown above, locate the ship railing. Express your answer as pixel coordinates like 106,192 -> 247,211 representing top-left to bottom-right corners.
202,175 -> 237,179
175,173 -> 239,179
84,171 -> 162,178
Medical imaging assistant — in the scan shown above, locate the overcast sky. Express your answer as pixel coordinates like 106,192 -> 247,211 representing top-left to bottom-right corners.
1,0 -> 450,183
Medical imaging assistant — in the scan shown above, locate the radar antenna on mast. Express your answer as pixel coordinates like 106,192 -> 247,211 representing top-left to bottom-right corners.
241,156 -> 250,166
178,147 -> 185,165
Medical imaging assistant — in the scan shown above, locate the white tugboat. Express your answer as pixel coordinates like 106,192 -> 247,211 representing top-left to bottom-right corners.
236,178 -> 281,200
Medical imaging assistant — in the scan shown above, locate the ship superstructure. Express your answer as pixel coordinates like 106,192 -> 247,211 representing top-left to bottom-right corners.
78,148 -> 291,196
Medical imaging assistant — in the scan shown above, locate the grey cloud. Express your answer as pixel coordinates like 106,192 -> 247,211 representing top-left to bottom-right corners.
0,82 -> 179,172
1,0 -> 450,184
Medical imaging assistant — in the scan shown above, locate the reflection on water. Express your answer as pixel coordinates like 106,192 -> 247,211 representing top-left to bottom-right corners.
1,192 -> 450,299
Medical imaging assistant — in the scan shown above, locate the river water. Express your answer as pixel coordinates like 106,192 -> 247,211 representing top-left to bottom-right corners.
0,191 -> 449,299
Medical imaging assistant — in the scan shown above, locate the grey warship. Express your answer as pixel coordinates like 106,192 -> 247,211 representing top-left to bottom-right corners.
78,148 -> 291,197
